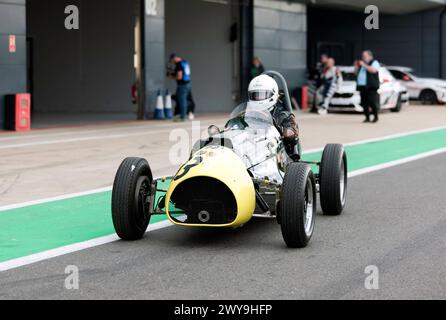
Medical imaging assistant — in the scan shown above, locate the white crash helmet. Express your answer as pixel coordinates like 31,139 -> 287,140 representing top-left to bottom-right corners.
248,74 -> 279,111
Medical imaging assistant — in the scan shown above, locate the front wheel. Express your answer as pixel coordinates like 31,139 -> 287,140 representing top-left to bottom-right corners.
112,158 -> 153,240
391,94 -> 402,112
320,144 -> 348,216
280,163 -> 316,248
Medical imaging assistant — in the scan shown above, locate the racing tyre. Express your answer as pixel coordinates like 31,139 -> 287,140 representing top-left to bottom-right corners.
280,163 -> 316,248
112,157 -> 153,240
320,144 -> 347,216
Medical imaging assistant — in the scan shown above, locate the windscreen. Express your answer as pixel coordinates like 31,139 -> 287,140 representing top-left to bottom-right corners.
226,102 -> 274,130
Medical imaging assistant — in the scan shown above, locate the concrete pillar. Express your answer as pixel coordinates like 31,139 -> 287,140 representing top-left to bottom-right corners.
142,0 -> 165,118
0,0 -> 27,129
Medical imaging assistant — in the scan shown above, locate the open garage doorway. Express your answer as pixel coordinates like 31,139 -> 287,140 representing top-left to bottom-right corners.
26,0 -> 141,127
165,0 -> 240,113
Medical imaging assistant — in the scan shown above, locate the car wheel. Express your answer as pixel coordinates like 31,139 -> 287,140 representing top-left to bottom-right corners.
112,157 -> 153,240
280,163 -> 316,248
391,94 -> 402,112
320,144 -> 348,216
420,90 -> 438,105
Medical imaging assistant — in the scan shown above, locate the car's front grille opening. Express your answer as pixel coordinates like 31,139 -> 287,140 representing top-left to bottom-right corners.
170,177 -> 237,225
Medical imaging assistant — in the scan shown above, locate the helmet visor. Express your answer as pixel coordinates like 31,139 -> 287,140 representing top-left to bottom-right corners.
248,90 -> 274,101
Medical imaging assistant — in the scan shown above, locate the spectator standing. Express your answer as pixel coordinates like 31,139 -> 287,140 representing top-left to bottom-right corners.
250,56 -> 265,79
168,53 -> 192,122
355,50 -> 381,123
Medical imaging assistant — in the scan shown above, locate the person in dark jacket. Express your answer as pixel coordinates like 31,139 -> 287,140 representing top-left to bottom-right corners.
250,56 -> 265,80
355,50 -> 381,123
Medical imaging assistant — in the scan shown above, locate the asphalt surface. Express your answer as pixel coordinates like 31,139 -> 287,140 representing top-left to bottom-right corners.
1,153 -> 445,300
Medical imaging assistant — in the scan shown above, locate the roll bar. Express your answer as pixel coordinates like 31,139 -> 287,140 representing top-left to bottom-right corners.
262,70 -> 292,112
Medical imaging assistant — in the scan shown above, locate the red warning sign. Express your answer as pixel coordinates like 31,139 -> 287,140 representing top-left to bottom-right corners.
9,35 -> 16,53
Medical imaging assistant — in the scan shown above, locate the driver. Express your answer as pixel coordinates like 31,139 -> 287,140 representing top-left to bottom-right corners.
248,74 -> 300,160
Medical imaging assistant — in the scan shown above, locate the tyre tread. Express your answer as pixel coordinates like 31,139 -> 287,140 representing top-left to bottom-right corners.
320,144 -> 347,216
112,157 -> 152,240
280,163 -> 315,248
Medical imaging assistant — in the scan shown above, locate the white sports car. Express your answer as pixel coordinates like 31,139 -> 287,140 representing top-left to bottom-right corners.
387,66 -> 446,105
328,66 -> 409,113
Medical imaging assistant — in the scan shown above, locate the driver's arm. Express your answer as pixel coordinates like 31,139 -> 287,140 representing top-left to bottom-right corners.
274,109 -> 299,141
281,113 -> 299,141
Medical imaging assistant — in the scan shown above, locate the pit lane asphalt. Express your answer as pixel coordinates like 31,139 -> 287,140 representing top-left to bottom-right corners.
1,153 -> 445,300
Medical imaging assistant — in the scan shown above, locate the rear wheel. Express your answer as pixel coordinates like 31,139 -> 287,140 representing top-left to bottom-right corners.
420,90 -> 438,105
112,157 -> 153,240
320,144 -> 347,216
280,163 -> 316,248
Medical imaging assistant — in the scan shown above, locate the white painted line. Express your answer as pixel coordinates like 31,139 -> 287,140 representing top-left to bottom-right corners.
0,187 -> 112,212
348,147 -> 446,178
0,130 -> 176,150
0,220 -> 174,272
0,119 -> 219,149
0,170 -> 174,213
303,125 -> 446,155
1,147 -> 446,272
0,127 -> 140,142
0,119 -> 222,142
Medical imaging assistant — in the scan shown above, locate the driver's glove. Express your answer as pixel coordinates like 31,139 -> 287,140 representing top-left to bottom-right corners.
282,127 -> 297,140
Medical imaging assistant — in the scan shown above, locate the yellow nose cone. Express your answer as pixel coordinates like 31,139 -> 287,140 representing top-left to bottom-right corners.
165,146 -> 256,227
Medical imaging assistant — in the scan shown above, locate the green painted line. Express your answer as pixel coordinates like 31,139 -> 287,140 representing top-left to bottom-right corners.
1,128 -> 446,263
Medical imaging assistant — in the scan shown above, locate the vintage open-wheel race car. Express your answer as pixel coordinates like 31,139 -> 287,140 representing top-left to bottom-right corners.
111,71 -> 347,248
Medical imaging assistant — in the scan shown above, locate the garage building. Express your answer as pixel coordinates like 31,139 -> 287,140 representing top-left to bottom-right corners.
0,0 -> 445,129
